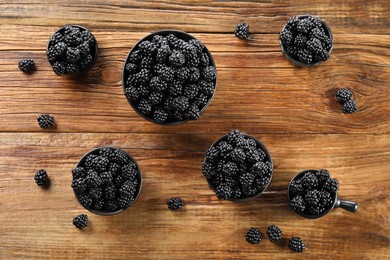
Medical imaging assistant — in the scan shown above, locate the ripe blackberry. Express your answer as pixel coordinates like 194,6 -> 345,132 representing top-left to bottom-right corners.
342,99 -> 358,114
221,162 -> 238,177
200,53 -> 210,67
65,30 -> 82,47
323,178 -> 339,193
157,66 -> 175,83
240,172 -> 255,187
320,190 -> 333,207
202,163 -> 216,179
310,27 -> 326,41
289,180 -> 304,195
251,161 -> 268,177
66,47 -> 81,64
168,80 -> 183,97
297,18 -> 311,34
86,170 -> 103,188
152,35 -> 168,47
114,175 -> 125,187
79,194 -> 93,208
290,195 -> 306,212
119,180 -> 137,198
37,114 -> 55,129
172,96 -> 189,112
245,147 -> 260,163
301,172 -> 318,190
194,93 -> 208,108
304,189 -> 321,206
138,40 -> 157,55
104,200 -> 119,211
169,51 -> 185,68
72,167 -> 86,179
118,196 -> 134,209
153,108 -> 168,123
93,199 -> 105,210
199,80 -> 214,96
105,184 -> 117,200
188,39 -> 204,53
91,155 -> 109,172
81,30 -> 95,46
184,104 -> 200,120
245,227 -> 262,244
18,59 -> 35,73
73,214 -> 88,229
307,38 -> 323,54
205,146 -> 219,163
100,171 -> 113,184
140,55 -> 154,70
322,35 -> 332,51
121,164 -> 137,181
84,154 -> 97,169
216,184 -> 233,199
316,169 -> 330,184
136,69 -> 151,84
156,44 -> 172,63
280,29 -> 293,46
286,45 -> 300,58
189,67 -> 200,82
72,178 -> 86,193
286,16 -> 300,31
183,84 -> 198,99
230,148 -> 246,164
47,42 -> 67,61
202,66 -> 216,82
108,163 -> 121,176
231,187 -> 242,199
336,88 -> 353,103
34,169 -> 48,186
113,149 -> 130,165
80,54 -> 93,70
125,87 -> 139,102
288,237 -> 306,253
66,63 -> 81,75
254,176 -> 270,190
227,130 -> 245,147
218,141 -> 234,157
51,32 -> 65,45
294,34 -> 307,48
266,225 -> 282,242
148,92 -> 164,105
89,187 -> 103,200
78,42 -> 91,57
129,50 -> 142,63
125,63 -> 137,74
149,76 -> 168,92
52,61 -> 66,75
235,22 -> 250,39
138,99 -> 152,115
167,197 -> 184,210
297,49 -> 313,64
210,173 -> 224,187
308,204 -> 326,215
314,49 -> 330,62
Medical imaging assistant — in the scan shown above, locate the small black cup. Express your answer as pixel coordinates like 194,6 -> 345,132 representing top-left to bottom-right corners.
122,29 -> 217,125
73,147 -> 142,216
279,14 -> 333,68
287,169 -> 358,219
204,134 -> 273,202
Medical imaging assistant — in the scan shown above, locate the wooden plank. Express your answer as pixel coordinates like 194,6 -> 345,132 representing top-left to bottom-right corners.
0,133 -> 389,259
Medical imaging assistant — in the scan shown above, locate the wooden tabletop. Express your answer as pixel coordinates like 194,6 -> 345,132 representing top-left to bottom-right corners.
1,1 -> 390,259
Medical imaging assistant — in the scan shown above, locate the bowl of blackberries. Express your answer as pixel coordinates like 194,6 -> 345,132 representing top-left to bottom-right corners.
122,30 -> 217,125
71,147 -> 142,216
47,25 -> 98,76
279,15 -> 333,67
288,169 -> 358,219
203,130 -> 273,201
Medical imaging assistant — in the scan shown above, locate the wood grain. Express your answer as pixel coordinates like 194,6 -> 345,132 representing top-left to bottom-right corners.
1,0 -> 390,259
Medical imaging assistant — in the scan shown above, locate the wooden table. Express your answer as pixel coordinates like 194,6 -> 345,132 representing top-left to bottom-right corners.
1,1 -> 389,259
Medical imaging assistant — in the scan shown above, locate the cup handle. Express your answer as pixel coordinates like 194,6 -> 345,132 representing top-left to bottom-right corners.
335,198 -> 358,212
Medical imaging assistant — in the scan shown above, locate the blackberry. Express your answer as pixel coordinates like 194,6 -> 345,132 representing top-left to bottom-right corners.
297,18 -> 312,34
245,227 -> 262,244
125,87 -> 139,102
251,161 -> 268,177
316,169 -> 330,184
216,184 -> 233,199
188,39 -> 204,53
148,92 -> 164,105
183,84 -> 198,99
176,67 -> 190,82
297,48 -> 313,64
320,190 -> 333,207
266,225 -> 282,242
86,170 -> 103,187
172,96 -> 189,112
310,27 -> 326,41
184,104 -> 200,120
288,237 -> 306,253
52,61 -> 66,75
121,164 -> 138,181
136,69 -> 151,84
104,200 -> 119,211
51,32 -> 65,45
199,80 -> 214,96
202,163 -> 216,179
221,162 -> 238,177
231,187 -> 242,199
286,16 -> 300,31
125,63 -> 137,74
230,148 -> 246,163
164,97 -> 174,111
119,180 -> 137,198
153,108 -> 168,123
240,172 -> 255,187
156,44 -> 172,63
47,42 -> 67,61
66,63 -> 81,75
89,187 -> 103,200
294,34 -> 307,48
289,180 -> 304,195
91,155 -> 109,172
322,35 -> 332,51
93,200 -> 105,210
129,50 -> 142,63
168,80 -> 183,97
167,197 -> 184,210
100,171 -> 113,184
81,30 -> 95,46
72,167 -> 86,179
84,154 -> 97,169
307,38 -> 323,54
323,178 -> 339,193
280,29 -> 293,46
304,189 -> 321,206
202,66 -> 216,82
314,49 -> 330,62
140,55 -> 154,70
114,175 -> 125,187
254,176 -> 270,190
245,147 -> 260,163
307,16 -> 323,29
72,178 -> 87,193
73,214 -> 88,229
246,138 -> 257,148
149,76 -> 168,92
218,141 -> 234,157
342,99 -> 358,114
105,184 -> 117,200
80,54 -> 93,71
152,35 -> 168,47
37,114 -> 55,129
227,130 -> 245,147
200,53 -> 210,67
113,149 -> 130,165
235,22 -> 250,39
166,34 -> 179,46
108,163 -> 121,176
78,42 -> 91,57
286,45 -> 300,58
34,169 -> 48,186
18,59 -> 35,73
290,195 -> 306,212
118,196 -> 134,209
79,194 -> 93,208
194,93 -> 208,108
301,172 -> 318,190
308,204 -> 326,215
210,173 -> 224,187
157,66 -> 174,83
66,47 -> 81,64
65,30 -> 82,47
169,51 -> 185,68
138,99 -> 152,115
138,40 -> 157,55
189,67 -> 200,82
336,88 -> 352,103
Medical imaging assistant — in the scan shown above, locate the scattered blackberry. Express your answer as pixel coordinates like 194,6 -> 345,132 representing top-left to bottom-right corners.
266,225 -> 282,242
290,195 -> 306,212
216,184 -> 233,199
37,114 -> 55,129
304,189 -> 321,206
167,197 -> 184,210
235,22 -> 250,39
18,59 -> 35,73
245,227 -> 262,244
323,178 -> 339,193
34,169 -> 48,186
288,237 -> 306,253
336,88 -> 353,103
342,99 -> 358,114
73,214 -> 88,229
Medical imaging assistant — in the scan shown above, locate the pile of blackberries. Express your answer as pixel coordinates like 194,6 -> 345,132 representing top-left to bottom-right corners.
47,25 -> 97,75
289,169 -> 339,216
280,15 -> 332,64
203,130 -> 273,200
71,147 -> 141,213
123,32 -> 216,124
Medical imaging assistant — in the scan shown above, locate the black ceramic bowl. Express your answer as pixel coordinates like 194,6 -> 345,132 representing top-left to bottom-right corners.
47,25 -> 98,75
204,134 -> 273,202
122,29 -> 217,125
287,169 -> 358,219
73,147 -> 142,216
280,14 -> 333,67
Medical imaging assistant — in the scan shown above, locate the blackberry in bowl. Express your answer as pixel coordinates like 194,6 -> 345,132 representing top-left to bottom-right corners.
279,15 -> 333,67
71,147 -> 142,216
202,130 -> 273,202
46,25 -> 98,76
287,169 -> 358,219
122,30 -> 217,125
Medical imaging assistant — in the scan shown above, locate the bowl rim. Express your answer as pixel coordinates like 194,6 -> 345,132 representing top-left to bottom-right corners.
203,133 -> 273,202
73,146 -> 143,216
287,169 -> 337,219
121,29 -> 217,125
46,24 -> 98,74
279,14 -> 334,68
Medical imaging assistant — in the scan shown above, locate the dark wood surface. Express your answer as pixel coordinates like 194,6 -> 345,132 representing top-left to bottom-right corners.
1,1 -> 389,259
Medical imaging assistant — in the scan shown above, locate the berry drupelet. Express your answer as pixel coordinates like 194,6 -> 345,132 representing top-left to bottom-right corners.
34,169 -> 48,186
167,197 -> 184,210
288,237 -> 306,252
266,225 -> 282,242
235,22 -> 250,39
73,214 -> 88,229
37,114 -> 55,129
245,227 -> 262,244
18,59 -> 35,73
